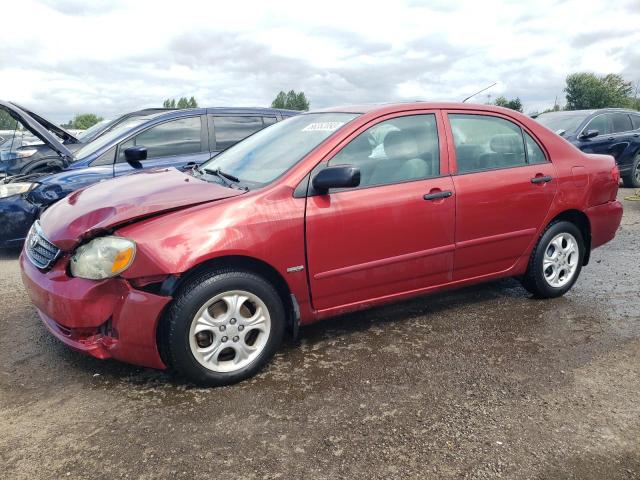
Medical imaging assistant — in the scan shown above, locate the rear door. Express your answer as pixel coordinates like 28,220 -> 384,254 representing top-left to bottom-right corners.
305,111 -> 455,311
607,112 -> 636,170
446,112 -> 557,280
113,115 -> 209,175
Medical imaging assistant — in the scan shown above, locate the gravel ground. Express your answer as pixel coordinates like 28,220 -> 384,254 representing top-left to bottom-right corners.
1,189 -> 639,480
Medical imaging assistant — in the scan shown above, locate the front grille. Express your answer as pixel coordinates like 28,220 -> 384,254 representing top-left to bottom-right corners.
25,221 -> 61,269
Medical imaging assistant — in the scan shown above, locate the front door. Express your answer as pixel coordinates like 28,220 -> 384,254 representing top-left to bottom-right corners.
575,113 -> 616,158
446,112 -> 557,280
305,112 -> 456,311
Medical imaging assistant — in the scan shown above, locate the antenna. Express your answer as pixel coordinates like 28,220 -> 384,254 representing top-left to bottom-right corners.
462,82 -> 498,103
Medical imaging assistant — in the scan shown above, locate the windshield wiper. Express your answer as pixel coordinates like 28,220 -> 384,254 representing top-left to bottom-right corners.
202,167 -> 247,190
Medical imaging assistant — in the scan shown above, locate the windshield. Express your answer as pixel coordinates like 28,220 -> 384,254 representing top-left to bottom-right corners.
78,118 -> 111,142
200,112 -> 359,185
536,112 -> 589,136
72,116 -> 149,160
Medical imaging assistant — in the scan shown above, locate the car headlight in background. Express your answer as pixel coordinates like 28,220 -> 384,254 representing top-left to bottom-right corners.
16,148 -> 38,158
0,182 -> 36,198
70,236 -> 136,280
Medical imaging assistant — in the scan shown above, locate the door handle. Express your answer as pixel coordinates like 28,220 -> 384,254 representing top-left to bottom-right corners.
423,190 -> 453,200
607,137 -> 614,141
531,175 -> 552,184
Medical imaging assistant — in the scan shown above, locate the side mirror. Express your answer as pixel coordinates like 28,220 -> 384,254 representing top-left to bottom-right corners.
579,129 -> 599,140
312,165 -> 360,194
124,146 -> 147,169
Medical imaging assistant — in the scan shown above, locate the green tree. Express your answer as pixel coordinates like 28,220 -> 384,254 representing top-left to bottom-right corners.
0,110 -> 18,130
271,91 -> 287,109
565,72 -> 633,110
271,90 -> 310,110
71,113 -> 104,130
163,97 -> 197,109
493,96 -> 523,112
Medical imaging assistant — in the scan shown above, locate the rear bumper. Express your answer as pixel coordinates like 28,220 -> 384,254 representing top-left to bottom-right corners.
586,200 -> 623,250
20,252 -> 170,369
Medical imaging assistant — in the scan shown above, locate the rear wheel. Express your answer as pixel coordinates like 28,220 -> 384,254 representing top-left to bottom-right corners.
160,269 -> 285,386
622,154 -> 640,188
521,221 -> 585,298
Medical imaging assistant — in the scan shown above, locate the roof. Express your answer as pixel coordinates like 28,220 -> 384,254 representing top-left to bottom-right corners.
135,106 -> 300,121
538,108 -> 639,116
309,101 -> 526,115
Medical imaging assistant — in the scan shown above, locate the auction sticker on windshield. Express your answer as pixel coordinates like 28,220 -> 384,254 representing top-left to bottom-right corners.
302,122 -> 345,132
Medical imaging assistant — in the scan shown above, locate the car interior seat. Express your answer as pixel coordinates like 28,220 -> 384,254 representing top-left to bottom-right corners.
369,130 -> 431,185
477,133 -> 524,170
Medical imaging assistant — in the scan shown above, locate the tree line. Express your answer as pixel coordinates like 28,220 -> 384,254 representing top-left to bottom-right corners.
493,72 -> 639,115
11,73 -> 637,133
163,97 -> 198,109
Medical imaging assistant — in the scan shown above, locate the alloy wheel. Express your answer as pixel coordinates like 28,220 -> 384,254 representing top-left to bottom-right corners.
188,290 -> 271,373
543,232 -> 579,288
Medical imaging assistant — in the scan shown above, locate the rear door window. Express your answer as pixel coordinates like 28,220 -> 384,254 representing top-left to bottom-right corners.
213,116 -> 264,150
631,114 -> 640,130
449,114 -> 527,173
610,113 -> 633,133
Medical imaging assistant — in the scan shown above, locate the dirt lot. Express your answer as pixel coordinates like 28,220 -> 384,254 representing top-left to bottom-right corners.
1,189 -> 639,480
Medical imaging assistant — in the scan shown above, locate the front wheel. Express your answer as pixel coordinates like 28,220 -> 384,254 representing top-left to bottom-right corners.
160,269 -> 285,386
521,221 -> 585,298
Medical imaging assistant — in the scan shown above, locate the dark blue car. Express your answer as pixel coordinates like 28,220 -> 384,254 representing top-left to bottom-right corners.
0,103 -> 176,177
0,104 -> 297,247
536,108 -> 640,187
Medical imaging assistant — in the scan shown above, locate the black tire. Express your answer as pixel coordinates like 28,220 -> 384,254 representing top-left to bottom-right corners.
521,220 -> 585,299
621,154 -> 640,188
159,268 -> 285,387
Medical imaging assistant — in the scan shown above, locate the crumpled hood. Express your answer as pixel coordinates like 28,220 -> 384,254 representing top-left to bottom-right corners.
40,168 -> 245,250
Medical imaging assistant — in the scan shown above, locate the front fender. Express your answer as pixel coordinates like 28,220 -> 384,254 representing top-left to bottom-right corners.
114,187 -> 311,318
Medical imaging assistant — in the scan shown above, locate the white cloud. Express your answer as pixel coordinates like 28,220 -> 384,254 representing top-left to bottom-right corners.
1,0 -> 639,122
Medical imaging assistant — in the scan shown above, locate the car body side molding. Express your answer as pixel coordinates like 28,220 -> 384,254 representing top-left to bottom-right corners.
313,243 -> 456,280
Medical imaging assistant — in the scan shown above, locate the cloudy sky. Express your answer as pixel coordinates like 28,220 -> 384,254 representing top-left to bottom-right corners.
2,0 -> 639,123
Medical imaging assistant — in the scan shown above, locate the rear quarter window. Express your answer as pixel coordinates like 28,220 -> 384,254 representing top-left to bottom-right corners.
524,133 -> 547,164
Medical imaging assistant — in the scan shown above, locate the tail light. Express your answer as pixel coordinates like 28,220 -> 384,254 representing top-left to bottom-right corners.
610,165 -> 620,201
612,165 -> 620,184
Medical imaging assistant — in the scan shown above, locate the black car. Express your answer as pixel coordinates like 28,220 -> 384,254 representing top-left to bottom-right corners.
536,108 -> 640,187
0,103 -> 173,177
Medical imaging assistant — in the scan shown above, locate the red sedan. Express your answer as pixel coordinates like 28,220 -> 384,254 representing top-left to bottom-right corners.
20,102 -> 623,386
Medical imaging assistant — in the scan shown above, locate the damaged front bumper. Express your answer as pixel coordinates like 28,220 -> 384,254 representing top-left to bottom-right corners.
20,252 -> 171,369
